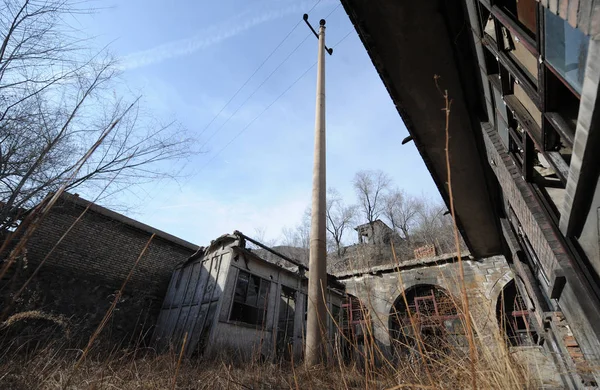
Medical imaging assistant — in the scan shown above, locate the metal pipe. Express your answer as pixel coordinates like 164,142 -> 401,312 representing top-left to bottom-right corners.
235,230 -> 308,271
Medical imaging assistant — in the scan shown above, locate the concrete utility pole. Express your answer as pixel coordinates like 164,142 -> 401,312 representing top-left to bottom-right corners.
304,14 -> 333,367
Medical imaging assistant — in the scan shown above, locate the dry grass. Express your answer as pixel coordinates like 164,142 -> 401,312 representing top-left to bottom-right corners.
0,333 -> 538,390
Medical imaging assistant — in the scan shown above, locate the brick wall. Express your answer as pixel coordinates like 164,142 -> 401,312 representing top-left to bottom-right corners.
25,196 -> 197,297
2,194 -> 198,348
481,123 -> 569,285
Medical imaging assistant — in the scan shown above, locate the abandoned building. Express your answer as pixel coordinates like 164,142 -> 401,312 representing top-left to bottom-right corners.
0,190 -> 566,386
2,192 -> 198,344
152,231 -> 346,361
355,220 -> 396,246
147,218 -> 561,386
341,0 -> 600,387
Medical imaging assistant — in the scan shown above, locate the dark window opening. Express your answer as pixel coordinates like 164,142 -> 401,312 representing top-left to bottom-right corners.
341,294 -> 370,361
484,48 -> 500,75
495,0 -> 537,38
229,270 -> 270,326
543,117 -> 572,168
509,124 -> 525,166
389,285 -> 463,356
496,280 -> 538,346
276,286 -> 296,359
545,67 -> 580,143
330,304 -> 341,341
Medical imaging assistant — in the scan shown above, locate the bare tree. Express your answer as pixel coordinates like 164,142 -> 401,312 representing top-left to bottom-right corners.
383,189 -> 423,241
0,0 -> 194,232
280,207 -> 311,264
353,170 -> 391,236
412,198 -> 458,253
326,188 -> 357,257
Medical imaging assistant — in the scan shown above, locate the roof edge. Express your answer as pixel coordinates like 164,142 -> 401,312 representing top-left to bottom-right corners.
59,192 -> 199,251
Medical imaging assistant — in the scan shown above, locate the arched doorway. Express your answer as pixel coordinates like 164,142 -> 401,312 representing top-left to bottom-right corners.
496,279 -> 537,346
389,285 -> 463,356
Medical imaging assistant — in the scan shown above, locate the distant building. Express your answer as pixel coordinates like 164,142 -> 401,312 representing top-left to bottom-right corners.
355,220 -> 398,246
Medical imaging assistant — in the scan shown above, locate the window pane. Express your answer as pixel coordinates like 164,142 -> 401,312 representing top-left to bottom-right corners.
497,111 -> 510,149
502,28 -> 538,83
230,302 -> 263,325
496,0 -> 536,37
484,16 -> 497,42
234,271 -> 249,303
257,279 -> 270,309
492,85 -> 507,122
515,0 -> 536,36
246,274 -> 261,306
545,8 -> 589,94
513,82 -> 542,128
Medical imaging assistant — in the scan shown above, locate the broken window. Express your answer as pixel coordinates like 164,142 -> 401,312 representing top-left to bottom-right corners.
389,285 -> 463,356
276,286 -> 296,359
497,280 -> 538,346
341,294 -> 370,343
330,304 -> 341,341
229,270 -> 270,326
340,294 -> 370,361
495,0 -> 537,38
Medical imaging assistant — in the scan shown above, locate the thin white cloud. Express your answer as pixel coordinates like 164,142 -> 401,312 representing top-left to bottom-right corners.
120,1 -> 315,70
143,188 -> 309,245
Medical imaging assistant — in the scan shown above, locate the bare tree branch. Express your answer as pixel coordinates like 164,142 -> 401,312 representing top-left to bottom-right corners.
383,188 -> 423,241
326,187 -> 357,257
353,169 -> 391,237
0,0 -> 196,231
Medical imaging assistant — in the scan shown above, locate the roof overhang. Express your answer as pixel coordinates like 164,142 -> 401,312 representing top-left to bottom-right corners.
341,0 -> 503,257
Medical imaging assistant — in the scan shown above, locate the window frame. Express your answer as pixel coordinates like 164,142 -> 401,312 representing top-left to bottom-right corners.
478,1 -> 582,224
229,269 -> 271,327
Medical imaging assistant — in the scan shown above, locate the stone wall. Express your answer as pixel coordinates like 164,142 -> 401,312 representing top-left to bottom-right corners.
338,256 -> 512,355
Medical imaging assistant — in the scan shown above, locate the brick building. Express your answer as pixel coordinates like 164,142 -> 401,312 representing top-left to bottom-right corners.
6,192 -> 198,347
341,0 -> 600,387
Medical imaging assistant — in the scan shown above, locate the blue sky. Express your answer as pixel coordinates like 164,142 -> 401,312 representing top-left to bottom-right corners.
78,0 -> 441,245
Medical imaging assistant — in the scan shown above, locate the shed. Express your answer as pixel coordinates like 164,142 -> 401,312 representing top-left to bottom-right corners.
153,232 -> 346,360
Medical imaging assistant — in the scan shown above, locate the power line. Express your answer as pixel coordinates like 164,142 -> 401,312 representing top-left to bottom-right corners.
332,29 -> 353,47
197,0 -> 323,139
324,2 -> 341,19
200,27 -> 355,174
196,61 -> 317,175
198,32 -> 312,150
